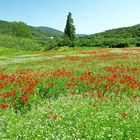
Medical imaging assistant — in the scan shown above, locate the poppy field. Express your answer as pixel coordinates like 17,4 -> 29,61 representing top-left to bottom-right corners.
0,47 -> 140,139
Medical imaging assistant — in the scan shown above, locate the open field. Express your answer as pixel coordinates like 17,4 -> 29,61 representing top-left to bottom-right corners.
0,47 -> 140,139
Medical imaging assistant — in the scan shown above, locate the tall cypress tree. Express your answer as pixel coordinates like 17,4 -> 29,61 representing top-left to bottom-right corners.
64,12 -> 75,41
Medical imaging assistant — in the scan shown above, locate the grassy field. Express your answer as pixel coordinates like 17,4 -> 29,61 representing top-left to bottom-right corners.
0,47 -> 140,139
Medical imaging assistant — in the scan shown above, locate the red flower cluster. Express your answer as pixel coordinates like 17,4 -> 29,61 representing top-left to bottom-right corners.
0,64 -> 139,113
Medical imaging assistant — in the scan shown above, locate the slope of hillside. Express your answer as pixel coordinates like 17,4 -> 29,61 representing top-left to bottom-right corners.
76,34 -> 87,37
78,24 -> 140,47
0,20 -> 8,30
37,26 -> 87,37
89,24 -> 140,38
0,20 -> 63,51
37,26 -> 63,35
0,20 -> 63,39
0,20 -> 39,39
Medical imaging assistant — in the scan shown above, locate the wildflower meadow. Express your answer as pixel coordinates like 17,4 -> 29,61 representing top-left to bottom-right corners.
0,47 -> 140,139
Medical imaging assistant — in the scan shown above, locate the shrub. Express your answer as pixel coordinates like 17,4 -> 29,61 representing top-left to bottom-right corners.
109,42 -> 129,48
136,42 -> 140,47
0,35 -> 42,51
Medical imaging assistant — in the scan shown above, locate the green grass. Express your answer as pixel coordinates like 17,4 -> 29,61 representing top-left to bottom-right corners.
0,47 -> 39,57
1,95 -> 140,139
0,47 -> 140,139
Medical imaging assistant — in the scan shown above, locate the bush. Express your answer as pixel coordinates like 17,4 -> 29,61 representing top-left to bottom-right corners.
43,39 -> 61,51
136,42 -> 140,47
109,42 -> 129,48
0,35 -> 41,51
58,36 -> 75,47
62,36 -> 72,46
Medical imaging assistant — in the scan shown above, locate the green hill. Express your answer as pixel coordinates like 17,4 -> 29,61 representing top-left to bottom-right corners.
78,24 -> 140,47
0,20 -> 60,39
37,26 -> 63,35
0,20 -> 8,32
0,20 -> 63,51
89,24 -> 140,38
76,34 -> 87,37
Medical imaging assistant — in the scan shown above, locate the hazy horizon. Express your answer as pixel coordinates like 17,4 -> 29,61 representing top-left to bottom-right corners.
0,0 -> 140,34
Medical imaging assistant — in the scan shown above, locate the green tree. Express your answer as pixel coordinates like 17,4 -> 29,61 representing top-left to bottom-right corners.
64,12 -> 76,41
6,22 -> 32,38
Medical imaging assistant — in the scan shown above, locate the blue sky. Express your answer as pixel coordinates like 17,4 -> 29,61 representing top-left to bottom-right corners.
0,0 -> 140,34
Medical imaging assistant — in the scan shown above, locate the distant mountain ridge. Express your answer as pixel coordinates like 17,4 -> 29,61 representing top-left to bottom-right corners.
37,26 -> 63,35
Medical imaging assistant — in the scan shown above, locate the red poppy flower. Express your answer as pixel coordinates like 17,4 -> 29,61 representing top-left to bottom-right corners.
115,89 -> 120,94
120,80 -> 125,84
113,74 -> 119,79
132,96 -> 137,99
83,90 -> 87,93
122,113 -> 127,118
21,95 -> 29,102
97,94 -> 103,98
91,94 -> 95,97
1,103 -> 8,109
123,87 -> 127,92
53,115 -> 58,120
92,104 -> 97,108
21,95 -> 29,105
